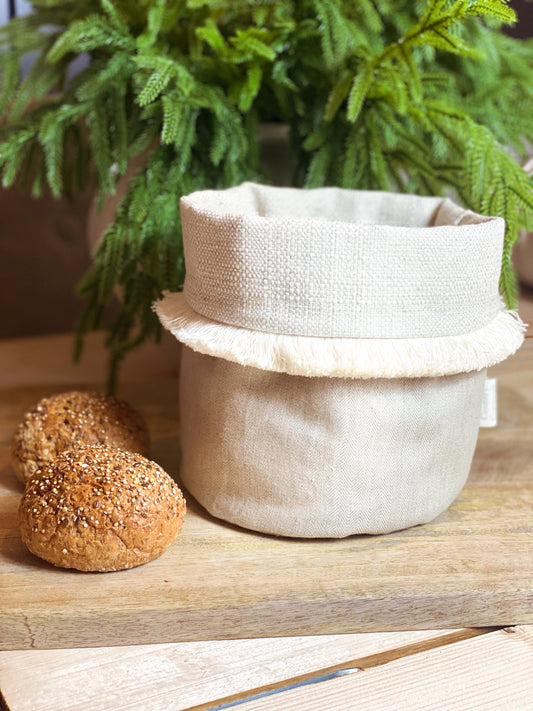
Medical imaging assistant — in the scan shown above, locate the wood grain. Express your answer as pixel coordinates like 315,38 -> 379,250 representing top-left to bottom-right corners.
1,334 -> 532,651
233,627 -> 533,711
0,630 -> 462,711
471,334 -> 533,482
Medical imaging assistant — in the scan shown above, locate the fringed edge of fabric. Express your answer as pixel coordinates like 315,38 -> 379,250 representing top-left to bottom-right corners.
153,292 -> 526,379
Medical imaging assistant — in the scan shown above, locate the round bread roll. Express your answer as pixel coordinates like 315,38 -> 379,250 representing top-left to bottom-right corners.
19,446 -> 186,572
11,391 -> 150,483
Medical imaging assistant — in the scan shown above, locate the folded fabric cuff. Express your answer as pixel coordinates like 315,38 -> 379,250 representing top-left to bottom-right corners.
154,292 -> 525,378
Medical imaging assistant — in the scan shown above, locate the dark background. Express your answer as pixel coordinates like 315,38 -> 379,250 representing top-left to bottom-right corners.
508,0 -> 533,37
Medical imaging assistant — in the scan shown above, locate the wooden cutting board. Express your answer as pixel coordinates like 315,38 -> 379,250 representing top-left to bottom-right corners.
1,331 -> 532,651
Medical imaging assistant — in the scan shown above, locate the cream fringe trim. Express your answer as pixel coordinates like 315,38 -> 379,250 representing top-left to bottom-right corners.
154,293 -> 526,378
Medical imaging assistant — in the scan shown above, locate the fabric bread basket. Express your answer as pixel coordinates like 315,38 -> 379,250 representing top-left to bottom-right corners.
154,182 -> 524,538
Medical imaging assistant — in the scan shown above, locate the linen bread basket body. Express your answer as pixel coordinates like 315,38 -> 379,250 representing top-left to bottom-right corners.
155,183 -> 524,538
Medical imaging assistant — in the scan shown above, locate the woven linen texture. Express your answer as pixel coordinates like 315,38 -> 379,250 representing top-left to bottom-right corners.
179,348 -> 486,538
156,294 -> 523,378
181,183 -> 504,339
155,183 -> 524,378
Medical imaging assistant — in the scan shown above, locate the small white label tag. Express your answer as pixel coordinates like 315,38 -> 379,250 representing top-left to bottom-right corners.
480,377 -> 498,428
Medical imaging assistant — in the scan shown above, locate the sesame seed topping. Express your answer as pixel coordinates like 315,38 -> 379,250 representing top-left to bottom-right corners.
19,441 -> 185,571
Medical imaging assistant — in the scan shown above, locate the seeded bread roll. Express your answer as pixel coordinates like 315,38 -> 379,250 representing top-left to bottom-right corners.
19,446 -> 186,572
11,391 -> 150,483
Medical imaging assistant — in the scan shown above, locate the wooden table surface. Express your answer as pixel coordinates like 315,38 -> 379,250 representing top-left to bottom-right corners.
1,301 -> 532,710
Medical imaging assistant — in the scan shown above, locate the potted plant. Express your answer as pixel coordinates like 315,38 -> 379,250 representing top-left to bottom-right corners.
1,0 -> 532,390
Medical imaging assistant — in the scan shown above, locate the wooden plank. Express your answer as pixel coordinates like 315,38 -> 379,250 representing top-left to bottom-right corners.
0,630 -> 462,711
0,330 -> 179,389
233,627 -> 533,711
1,334 -> 533,650
2,475 -> 533,649
471,336 -> 533,483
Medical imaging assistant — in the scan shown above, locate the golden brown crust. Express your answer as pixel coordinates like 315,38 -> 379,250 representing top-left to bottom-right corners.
19,446 -> 186,572
11,391 -> 150,483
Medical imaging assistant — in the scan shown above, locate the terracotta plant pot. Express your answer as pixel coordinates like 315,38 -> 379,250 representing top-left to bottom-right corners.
86,125 -> 293,366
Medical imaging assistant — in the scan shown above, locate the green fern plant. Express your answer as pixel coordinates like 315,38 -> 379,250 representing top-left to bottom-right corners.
1,0 -> 533,390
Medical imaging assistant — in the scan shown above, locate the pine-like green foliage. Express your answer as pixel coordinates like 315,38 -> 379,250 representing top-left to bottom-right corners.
1,0 -> 533,389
